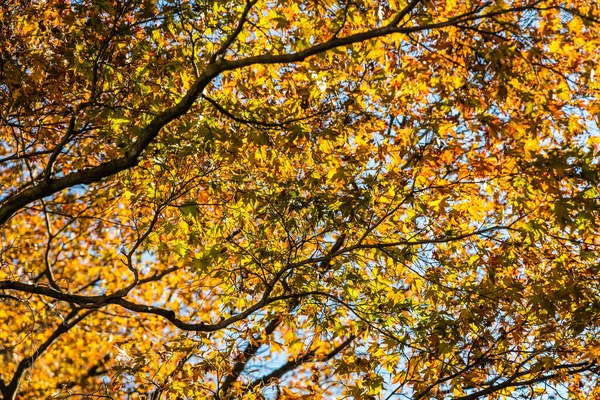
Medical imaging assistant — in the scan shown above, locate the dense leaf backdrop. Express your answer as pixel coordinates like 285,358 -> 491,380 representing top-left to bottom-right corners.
1,0 -> 600,398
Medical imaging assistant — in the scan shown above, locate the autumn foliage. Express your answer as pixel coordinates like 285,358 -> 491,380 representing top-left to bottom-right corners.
1,0 -> 600,398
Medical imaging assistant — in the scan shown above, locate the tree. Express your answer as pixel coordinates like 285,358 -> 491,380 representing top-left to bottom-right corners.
0,0 -> 599,398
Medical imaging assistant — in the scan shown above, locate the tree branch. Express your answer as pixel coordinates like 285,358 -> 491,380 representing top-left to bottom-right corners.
0,0 -> 544,227
217,312 -> 288,398
216,2 -> 543,72
246,335 -> 355,390
0,63 -> 221,227
209,0 -> 258,63
0,280 -> 311,333
202,95 -> 328,128
455,361 -> 595,400
1,309 -> 94,400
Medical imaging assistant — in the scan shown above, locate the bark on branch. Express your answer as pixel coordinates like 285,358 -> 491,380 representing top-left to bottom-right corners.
0,0 -> 542,227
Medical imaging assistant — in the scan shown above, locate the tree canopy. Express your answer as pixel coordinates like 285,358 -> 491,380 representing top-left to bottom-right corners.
1,0 -> 600,398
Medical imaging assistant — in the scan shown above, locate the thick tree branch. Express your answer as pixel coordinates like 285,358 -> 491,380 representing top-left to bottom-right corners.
389,0 -> 423,26
0,224 -> 512,336
1,309 -> 94,400
217,312 -> 288,398
0,64 -> 221,227
60,354 -> 110,391
0,0 -> 543,227
246,335 -> 355,390
202,94 -> 328,128
217,2 -> 544,72
455,361 -> 596,400
0,150 -> 53,165
209,0 -> 258,63
0,280 -> 311,332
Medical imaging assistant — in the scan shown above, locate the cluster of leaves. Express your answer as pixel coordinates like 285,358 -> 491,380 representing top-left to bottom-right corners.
1,0 -> 600,399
